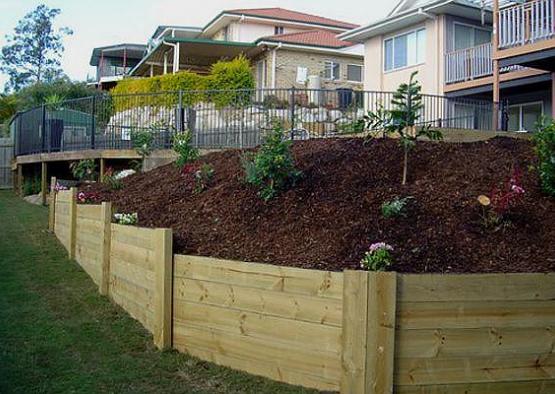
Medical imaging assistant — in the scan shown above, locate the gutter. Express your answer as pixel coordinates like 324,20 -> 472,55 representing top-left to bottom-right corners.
271,42 -> 282,89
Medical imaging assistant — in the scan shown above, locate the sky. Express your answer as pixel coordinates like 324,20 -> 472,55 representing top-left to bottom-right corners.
0,0 -> 396,90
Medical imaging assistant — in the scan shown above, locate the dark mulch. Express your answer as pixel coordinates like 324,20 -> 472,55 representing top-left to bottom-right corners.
84,137 -> 555,274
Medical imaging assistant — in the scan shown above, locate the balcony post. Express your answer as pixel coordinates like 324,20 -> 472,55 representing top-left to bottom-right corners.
492,0 -> 500,131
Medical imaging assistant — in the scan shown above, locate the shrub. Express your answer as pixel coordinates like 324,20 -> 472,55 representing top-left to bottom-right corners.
130,128 -> 154,162
206,55 -> 255,108
364,71 -> 442,185
173,131 -> 198,168
110,56 -> 254,111
381,196 -> 413,218
360,242 -> 394,271
102,167 -> 123,190
70,159 -> 97,181
241,124 -> 302,201
23,175 -> 41,196
534,119 -> 555,196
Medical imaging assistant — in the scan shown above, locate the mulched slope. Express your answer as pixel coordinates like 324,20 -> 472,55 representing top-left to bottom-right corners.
87,137 -> 555,273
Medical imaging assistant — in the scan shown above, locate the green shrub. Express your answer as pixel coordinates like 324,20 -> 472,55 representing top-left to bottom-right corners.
381,196 -> 413,218
360,243 -> 394,271
534,119 -> 555,196
173,131 -> 198,168
241,124 -> 302,201
23,175 -> 41,196
206,55 -> 255,108
110,56 -> 254,111
130,128 -> 154,161
70,159 -> 97,181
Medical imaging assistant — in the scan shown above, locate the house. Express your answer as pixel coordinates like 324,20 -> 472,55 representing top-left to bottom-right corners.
89,44 -> 147,89
121,8 -> 364,91
340,0 -> 555,132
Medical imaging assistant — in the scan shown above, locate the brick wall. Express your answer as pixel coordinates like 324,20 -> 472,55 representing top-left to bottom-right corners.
254,49 -> 364,90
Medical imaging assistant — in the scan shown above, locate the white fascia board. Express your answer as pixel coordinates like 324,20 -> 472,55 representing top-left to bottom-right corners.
257,41 -> 364,58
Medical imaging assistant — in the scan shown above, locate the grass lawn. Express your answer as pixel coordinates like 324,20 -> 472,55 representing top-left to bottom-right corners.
0,191 -> 317,394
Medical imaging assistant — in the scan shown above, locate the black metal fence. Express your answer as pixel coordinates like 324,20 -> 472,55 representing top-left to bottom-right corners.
11,88 -> 503,157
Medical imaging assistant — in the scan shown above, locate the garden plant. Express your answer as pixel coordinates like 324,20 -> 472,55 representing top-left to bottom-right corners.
364,71 -> 443,185
534,118 -> 555,196
242,123 -> 302,201
173,131 -> 199,168
360,242 -> 394,271
381,196 -> 413,218
70,159 -> 97,181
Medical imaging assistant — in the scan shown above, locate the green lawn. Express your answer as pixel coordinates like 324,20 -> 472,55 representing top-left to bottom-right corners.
0,191 -> 317,394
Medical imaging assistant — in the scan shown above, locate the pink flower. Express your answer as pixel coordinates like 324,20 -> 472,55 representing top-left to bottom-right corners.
369,242 -> 393,253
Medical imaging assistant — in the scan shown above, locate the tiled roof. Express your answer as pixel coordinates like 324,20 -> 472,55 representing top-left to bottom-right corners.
225,8 -> 359,30
260,30 -> 355,49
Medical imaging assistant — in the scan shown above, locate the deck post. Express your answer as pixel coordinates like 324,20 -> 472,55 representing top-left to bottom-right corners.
41,161 -> 47,206
492,0 -> 500,131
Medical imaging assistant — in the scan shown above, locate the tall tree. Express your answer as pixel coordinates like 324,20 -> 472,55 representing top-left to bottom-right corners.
0,5 -> 73,92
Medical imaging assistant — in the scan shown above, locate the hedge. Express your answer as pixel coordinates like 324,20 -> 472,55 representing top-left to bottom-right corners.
110,55 -> 255,111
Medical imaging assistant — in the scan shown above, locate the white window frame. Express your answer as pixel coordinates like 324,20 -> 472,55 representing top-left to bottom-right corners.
324,61 -> 340,81
274,26 -> 284,35
508,101 -> 544,132
346,64 -> 363,83
256,60 -> 267,89
452,22 -> 492,51
383,27 -> 426,73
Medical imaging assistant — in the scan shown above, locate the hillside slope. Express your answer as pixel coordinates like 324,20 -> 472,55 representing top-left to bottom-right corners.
87,137 -> 555,273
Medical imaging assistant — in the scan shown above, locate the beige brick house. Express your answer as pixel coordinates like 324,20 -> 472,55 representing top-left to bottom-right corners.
98,8 -> 364,91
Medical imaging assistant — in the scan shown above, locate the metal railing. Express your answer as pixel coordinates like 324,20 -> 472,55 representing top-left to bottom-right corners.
445,43 -> 493,84
499,0 -> 555,49
11,88 -> 502,157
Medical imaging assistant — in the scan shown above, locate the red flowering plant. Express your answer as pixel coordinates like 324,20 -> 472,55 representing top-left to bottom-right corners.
76,191 -> 102,205
181,163 -> 214,194
478,168 -> 525,228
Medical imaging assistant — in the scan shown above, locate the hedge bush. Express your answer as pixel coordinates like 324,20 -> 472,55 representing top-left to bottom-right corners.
110,56 -> 255,111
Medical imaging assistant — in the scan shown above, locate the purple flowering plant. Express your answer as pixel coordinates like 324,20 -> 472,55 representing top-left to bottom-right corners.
360,242 -> 394,271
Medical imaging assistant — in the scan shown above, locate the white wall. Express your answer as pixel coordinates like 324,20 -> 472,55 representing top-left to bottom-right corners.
213,22 -> 307,43
363,17 -> 445,94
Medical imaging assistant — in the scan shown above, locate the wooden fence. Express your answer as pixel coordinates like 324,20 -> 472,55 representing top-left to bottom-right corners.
51,192 -> 555,393
0,137 -> 13,189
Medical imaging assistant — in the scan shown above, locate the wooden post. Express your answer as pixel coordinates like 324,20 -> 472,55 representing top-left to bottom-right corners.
99,202 -> 112,296
365,272 -> 397,394
341,270 -> 369,393
68,187 -> 77,259
17,164 -> 23,196
41,161 -> 47,205
48,176 -> 57,232
99,158 -> 106,181
153,228 -> 173,350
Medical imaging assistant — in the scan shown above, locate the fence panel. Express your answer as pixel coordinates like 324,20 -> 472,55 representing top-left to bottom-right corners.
0,137 -> 13,189
173,254 -> 344,392
12,88 -> 501,157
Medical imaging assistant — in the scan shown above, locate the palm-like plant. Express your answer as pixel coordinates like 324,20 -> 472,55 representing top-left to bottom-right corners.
365,71 -> 442,185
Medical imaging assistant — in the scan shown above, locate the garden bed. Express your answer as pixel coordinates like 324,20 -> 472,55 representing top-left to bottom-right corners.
84,137 -> 554,274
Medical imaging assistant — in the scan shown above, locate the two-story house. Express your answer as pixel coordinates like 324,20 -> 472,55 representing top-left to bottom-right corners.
90,8 -> 364,92
340,0 -> 554,132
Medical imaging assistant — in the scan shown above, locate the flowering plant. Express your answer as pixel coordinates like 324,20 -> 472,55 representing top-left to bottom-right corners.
102,167 -> 123,190
113,213 -> 138,226
360,242 -> 394,271
478,168 -> 525,228
76,191 -> 101,204
182,163 -> 214,194
54,182 -> 68,192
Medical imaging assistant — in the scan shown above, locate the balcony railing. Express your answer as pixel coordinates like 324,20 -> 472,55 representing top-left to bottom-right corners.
445,43 -> 493,84
498,0 -> 554,49
96,65 -> 131,81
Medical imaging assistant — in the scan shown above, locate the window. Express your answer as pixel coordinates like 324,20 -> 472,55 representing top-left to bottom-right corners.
256,60 -> 266,89
508,102 -> 543,132
274,26 -> 284,35
324,61 -> 340,80
347,64 -> 363,82
453,23 -> 491,51
384,28 -> 426,72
